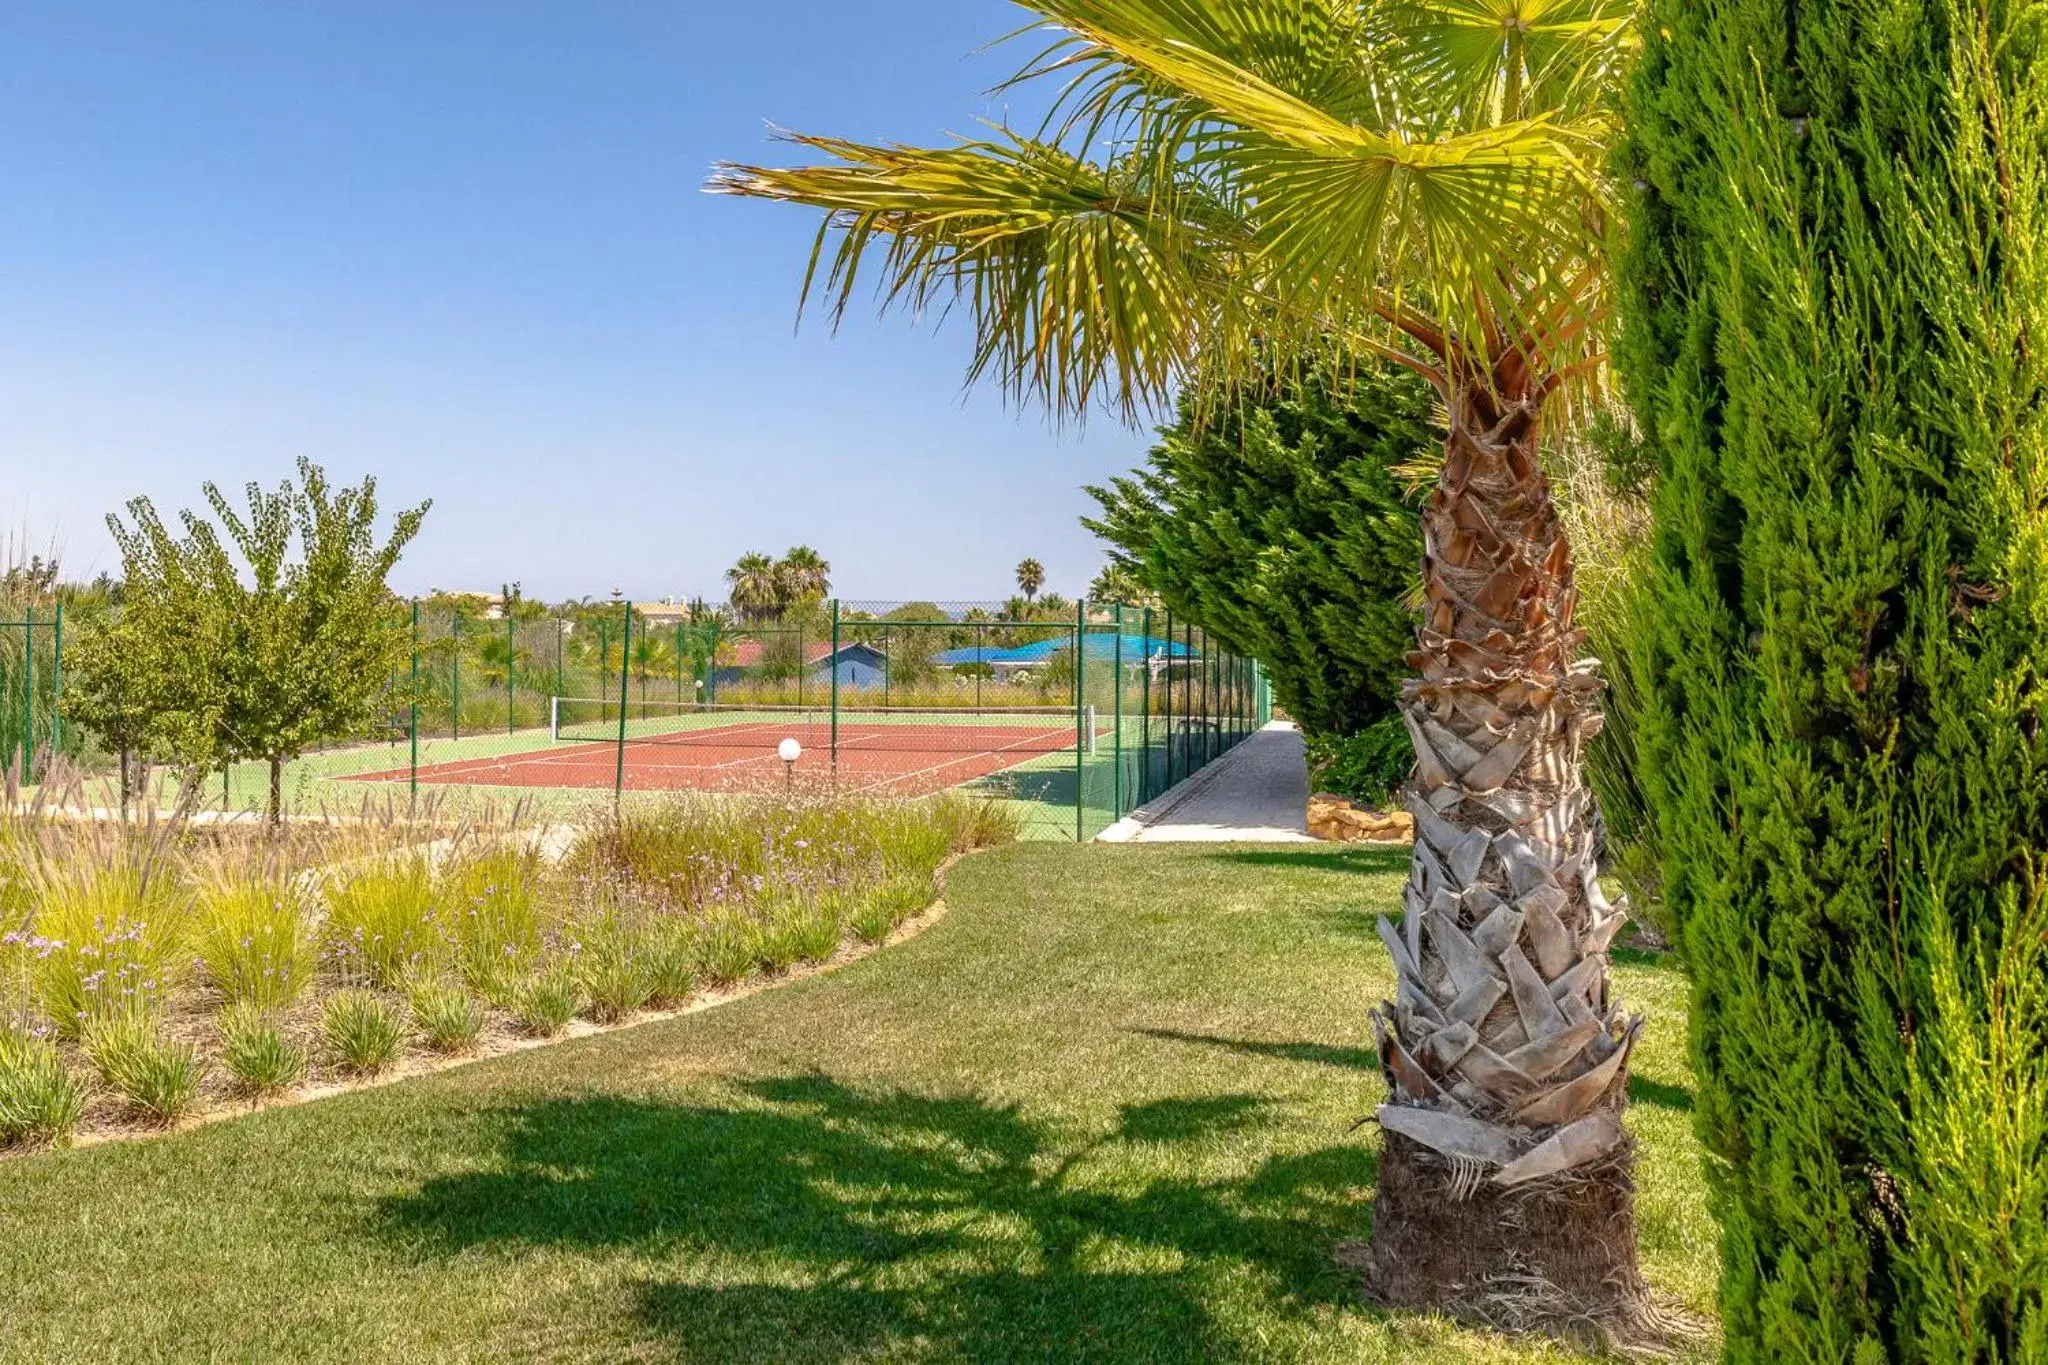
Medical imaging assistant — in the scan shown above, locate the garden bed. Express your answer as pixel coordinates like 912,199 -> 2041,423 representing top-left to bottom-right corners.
1,792 -> 1015,1153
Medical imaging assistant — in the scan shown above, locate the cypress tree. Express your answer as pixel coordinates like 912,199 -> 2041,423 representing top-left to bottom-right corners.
1618,0 -> 2048,1356
1084,364 -> 1431,738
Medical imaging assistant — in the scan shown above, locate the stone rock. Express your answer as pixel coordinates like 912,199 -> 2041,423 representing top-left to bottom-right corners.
1307,793 -> 1415,844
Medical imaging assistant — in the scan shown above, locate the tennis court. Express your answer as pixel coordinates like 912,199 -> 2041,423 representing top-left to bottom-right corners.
348,702 -> 1101,797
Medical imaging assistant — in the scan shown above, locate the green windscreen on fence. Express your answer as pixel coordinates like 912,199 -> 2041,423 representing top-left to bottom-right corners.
11,596 -> 1265,840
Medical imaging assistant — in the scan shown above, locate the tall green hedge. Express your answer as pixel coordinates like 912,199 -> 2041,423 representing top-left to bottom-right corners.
1619,0 -> 2048,1357
1084,365 -> 1430,737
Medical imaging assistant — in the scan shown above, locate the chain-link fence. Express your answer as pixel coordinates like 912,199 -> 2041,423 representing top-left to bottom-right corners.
14,597 -> 1269,839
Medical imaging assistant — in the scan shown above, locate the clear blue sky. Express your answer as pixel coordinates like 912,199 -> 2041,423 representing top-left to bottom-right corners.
0,2 -> 1155,605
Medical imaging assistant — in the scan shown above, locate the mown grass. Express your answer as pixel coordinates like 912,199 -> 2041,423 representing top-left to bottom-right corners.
0,843 -> 1715,1363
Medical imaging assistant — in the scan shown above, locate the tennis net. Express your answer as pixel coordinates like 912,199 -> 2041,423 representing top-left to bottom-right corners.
549,697 -> 1098,755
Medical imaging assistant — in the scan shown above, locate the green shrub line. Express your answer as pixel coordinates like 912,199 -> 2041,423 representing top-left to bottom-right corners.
0,790 -> 1014,1151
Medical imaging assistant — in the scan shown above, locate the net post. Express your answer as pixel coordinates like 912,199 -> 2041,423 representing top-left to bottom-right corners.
549,695 -> 561,743
829,598 -> 840,781
409,599 -> 420,801
1074,597 -> 1085,841
614,600 -> 632,802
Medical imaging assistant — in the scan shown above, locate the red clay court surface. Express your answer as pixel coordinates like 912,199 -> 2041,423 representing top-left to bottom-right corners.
347,717 -> 1095,796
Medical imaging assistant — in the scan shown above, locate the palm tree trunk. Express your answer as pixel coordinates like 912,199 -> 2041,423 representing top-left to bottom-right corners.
1361,370 -> 1648,1327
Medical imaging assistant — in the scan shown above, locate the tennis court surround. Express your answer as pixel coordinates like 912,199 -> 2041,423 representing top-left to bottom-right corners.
25,599 -> 1270,841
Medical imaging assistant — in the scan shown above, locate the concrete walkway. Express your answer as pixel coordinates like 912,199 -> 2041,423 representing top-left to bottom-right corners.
1099,721 -> 1318,843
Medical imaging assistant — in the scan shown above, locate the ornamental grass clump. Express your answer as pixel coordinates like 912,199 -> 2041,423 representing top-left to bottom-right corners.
192,870 -> 315,1012
443,844 -> 543,1006
323,989 -> 405,1075
26,862 -> 189,1038
0,1027 -> 86,1146
84,1014 -> 206,1126
406,980 -> 484,1055
217,1001 -> 306,1096
322,854 -> 442,989
694,911 -> 755,988
512,968 -> 578,1038
570,909 -> 658,1024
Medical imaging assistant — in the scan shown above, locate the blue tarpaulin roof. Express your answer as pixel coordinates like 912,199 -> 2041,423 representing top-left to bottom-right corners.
933,634 -> 1196,666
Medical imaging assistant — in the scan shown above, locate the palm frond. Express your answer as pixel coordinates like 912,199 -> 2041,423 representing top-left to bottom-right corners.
713,131 -> 1241,421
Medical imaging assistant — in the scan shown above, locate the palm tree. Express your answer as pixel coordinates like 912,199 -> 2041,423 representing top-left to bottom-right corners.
1015,558 -> 1045,603
725,552 -> 780,624
777,545 -> 832,606
714,0 -> 1643,1324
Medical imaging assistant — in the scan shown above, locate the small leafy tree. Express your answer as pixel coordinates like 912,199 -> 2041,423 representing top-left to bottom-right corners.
93,460 -> 427,822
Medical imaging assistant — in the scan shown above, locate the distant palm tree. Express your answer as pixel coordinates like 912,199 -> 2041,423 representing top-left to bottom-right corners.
778,545 -> 832,606
725,553 -> 780,624
1015,559 -> 1045,603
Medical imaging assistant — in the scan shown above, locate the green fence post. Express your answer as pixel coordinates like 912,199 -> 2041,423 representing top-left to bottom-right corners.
555,618 -> 565,709
450,614 -> 463,743
614,602 -> 632,802
675,621 -> 684,704
1112,604 -> 1124,819
51,603 -> 63,765
1139,607 -> 1152,804
974,620 -> 984,712
829,599 -> 841,779
1074,598 -> 1086,841
21,607 -> 34,781
505,614 -> 516,735
409,600 -> 420,799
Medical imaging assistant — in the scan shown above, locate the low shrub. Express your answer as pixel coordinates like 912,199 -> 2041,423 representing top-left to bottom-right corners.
0,1029 -> 87,1146
84,1015 -> 206,1125
323,856 -> 442,989
513,969 -> 579,1037
217,1001 -> 307,1095
323,989 -> 406,1074
407,981 -> 484,1054
193,872 -> 315,1012
1303,716 -> 1413,808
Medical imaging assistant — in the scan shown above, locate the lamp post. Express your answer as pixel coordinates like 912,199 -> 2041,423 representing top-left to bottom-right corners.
778,736 -> 802,790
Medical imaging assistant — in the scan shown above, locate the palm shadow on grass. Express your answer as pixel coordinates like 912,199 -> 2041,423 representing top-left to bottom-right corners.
1134,1027 -> 1380,1074
377,1074 -> 1379,1361
1201,847 -> 1412,877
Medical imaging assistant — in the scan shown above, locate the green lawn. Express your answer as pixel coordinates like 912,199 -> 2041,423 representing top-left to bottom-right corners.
0,843 -> 1715,1363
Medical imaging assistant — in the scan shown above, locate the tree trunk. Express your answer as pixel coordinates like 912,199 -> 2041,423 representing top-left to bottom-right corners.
118,739 -> 131,808
1360,371 -> 1647,1328
267,757 -> 282,826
